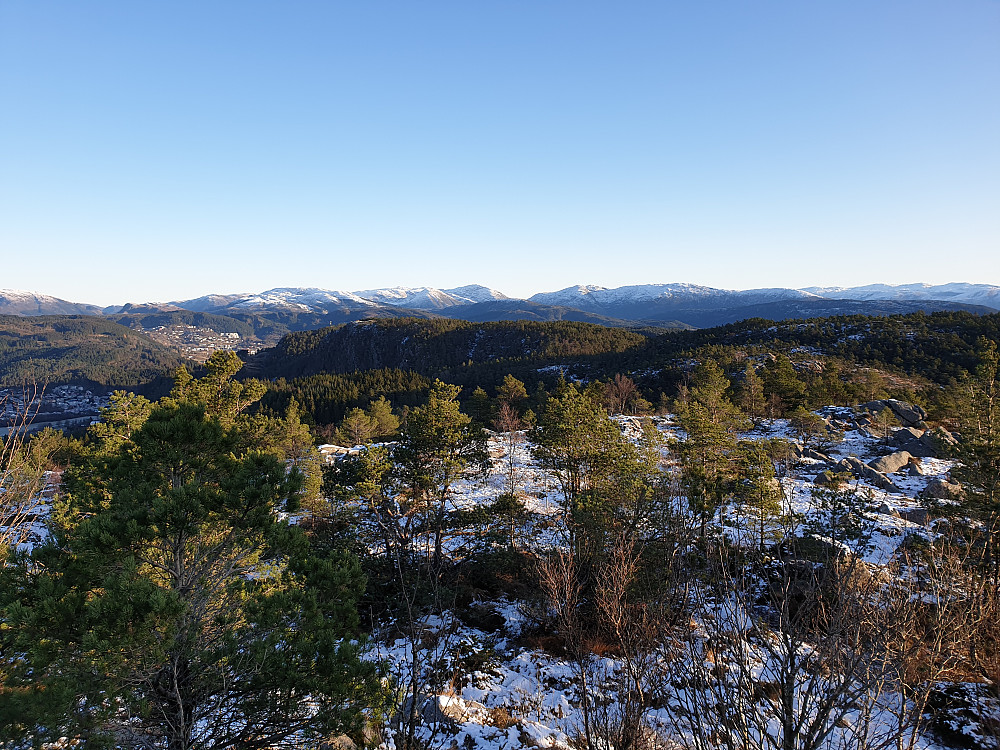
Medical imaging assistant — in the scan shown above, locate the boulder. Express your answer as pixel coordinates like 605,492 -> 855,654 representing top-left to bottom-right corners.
891,427 -> 925,445
858,399 -> 928,428
922,478 -> 964,502
906,462 -> 924,476
837,456 -> 904,494
397,695 -> 456,728
868,451 -> 913,474
899,508 -> 930,526
813,470 -> 845,487
919,428 -> 957,457
886,399 -> 928,427
858,400 -> 887,414
890,427 -> 937,457
877,502 -> 899,517
802,448 -> 832,463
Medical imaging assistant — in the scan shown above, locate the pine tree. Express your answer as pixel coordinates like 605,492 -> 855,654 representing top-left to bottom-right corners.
340,407 -> 376,446
393,380 -> 488,580
739,361 -> 765,420
951,340 -> 1000,579
366,395 -> 400,441
467,385 -> 492,426
530,385 -> 642,557
169,349 -> 266,425
0,402 -> 381,749
738,440 -> 784,550
497,374 -> 528,411
676,360 -> 749,540
762,355 -> 806,415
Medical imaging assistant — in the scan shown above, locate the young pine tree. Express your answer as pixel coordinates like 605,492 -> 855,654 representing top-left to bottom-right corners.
0,402 -> 381,749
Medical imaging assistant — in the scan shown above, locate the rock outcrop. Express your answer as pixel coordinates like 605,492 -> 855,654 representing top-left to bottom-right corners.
837,456 -> 904,494
922,477 -> 964,502
859,399 -> 928,428
868,451 -> 914,475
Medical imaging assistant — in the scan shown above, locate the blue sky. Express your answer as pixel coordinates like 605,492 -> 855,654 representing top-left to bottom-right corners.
1,1 -> 998,305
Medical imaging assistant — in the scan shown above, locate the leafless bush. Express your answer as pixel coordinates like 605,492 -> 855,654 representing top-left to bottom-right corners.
1,385 -> 48,555
658,540 -> 918,750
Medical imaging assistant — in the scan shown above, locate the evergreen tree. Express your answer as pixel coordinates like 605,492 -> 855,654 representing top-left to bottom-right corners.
738,440 -> 784,550
676,360 -> 749,540
762,355 -> 806,415
242,398 -> 325,512
340,407 -> 376,446
497,374 -> 528,411
0,402 -> 380,749
86,390 -> 153,454
530,385 -> 641,557
739,361 -> 765,420
466,385 -> 492,426
170,349 -> 266,425
366,395 -> 400,441
393,380 -> 488,580
789,405 -> 829,449
951,341 -> 1000,579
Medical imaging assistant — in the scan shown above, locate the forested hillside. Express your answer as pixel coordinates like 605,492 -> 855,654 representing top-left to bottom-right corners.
628,310 -> 1000,383
247,318 -> 652,380
0,315 -> 186,390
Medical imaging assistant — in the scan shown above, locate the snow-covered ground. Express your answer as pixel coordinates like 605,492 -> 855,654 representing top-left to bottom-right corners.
361,410 -> 972,750
4,407 -> 986,749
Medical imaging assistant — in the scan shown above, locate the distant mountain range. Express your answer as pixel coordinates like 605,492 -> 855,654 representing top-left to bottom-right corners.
2,282 -> 998,333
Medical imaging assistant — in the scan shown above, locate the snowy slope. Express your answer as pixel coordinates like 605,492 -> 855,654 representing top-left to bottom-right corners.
174,287 -> 377,313
529,283 -> 820,310
353,285 -> 509,309
0,289 -> 103,316
803,282 -> 1000,310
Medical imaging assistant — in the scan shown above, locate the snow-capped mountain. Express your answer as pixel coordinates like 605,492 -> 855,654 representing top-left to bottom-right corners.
0,289 -> 103,316
529,283 -> 821,318
174,288 -> 378,314
352,285 -> 508,310
803,283 -> 1000,309
2,280 -> 998,328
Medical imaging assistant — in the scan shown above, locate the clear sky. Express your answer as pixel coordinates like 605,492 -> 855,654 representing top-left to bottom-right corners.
1,1 -> 998,306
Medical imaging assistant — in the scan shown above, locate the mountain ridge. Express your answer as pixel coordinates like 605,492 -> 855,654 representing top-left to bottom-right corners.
3,283 -> 998,331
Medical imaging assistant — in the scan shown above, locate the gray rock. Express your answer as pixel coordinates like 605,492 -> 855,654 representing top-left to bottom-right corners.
891,428 -> 937,457
906,462 -> 924,476
934,427 -> 959,446
899,508 -> 930,526
814,470 -> 844,486
398,695 -> 459,728
919,428 -> 956,457
802,448 -> 831,463
837,456 -> 904,494
877,502 -> 899,517
868,451 -> 913,474
891,427 -> 925,445
858,399 -> 928,428
922,478 -> 964,502
858,400 -> 888,414
886,399 -> 928,427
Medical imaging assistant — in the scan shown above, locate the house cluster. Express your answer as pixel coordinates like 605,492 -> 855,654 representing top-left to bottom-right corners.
142,325 -> 257,361
0,385 -> 109,435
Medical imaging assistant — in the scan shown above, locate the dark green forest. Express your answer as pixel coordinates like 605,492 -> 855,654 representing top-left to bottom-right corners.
0,316 -> 185,390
